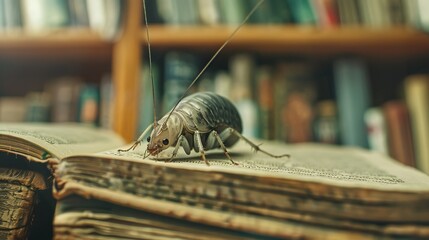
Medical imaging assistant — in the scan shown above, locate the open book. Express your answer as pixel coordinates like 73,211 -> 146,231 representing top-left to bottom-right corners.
55,134 -> 429,238
1,123 -> 429,239
0,123 -> 124,240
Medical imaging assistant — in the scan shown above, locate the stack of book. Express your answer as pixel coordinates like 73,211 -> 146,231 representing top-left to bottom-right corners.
1,123 -> 429,239
0,123 -> 124,239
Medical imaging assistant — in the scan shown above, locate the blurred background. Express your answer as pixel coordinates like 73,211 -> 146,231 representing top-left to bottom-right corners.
0,0 -> 428,172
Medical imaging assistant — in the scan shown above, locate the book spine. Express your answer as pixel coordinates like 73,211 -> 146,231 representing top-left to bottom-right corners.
197,0 -> 220,25
287,0 -> 317,25
21,0 -> 70,32
48,78 -> 82,123
3,0 -> 22,29
77,84 -> 99,125
0,0 -> 5,30
218,0 -> 246,25
162,52 -> 198,114
334,58 -> 370,148
24,92 -> 50,122
416,0 -> 429,31
229,54 -> 259,138
313,100 -> 339,144
0,97 -> 26,122
256,66 -> 274,139
68,0 -> 90,27
383,101 -> 416,167
404,75 -> 429,173
100,75 -> 115,129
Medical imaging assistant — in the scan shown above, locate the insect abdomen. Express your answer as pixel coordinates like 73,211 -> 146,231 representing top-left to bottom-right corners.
174,92 -> 242,146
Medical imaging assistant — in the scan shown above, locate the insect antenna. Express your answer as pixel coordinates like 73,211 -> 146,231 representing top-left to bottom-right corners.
160,0 -> 265,129
142,0 -> 158,128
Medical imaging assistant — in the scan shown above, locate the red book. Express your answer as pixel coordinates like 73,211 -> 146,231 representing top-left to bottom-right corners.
383,101 -> 416,167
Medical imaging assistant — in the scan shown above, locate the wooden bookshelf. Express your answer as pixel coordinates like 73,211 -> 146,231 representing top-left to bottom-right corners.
2,0 -> 429,143
0,29 -> 112,59
142,25 -> 429,57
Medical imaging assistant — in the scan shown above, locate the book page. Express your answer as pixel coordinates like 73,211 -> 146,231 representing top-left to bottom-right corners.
89,139 -> 429,193
0,123 -> 124,160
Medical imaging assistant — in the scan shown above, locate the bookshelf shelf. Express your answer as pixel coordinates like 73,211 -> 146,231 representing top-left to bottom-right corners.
142,25 -> 429,57
0,29 -> 112,59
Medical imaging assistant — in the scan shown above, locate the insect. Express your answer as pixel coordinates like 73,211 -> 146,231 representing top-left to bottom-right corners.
120,0 -> 289,165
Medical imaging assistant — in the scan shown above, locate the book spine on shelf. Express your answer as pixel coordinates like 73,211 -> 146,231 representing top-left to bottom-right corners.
68,0 -> 90,27
100,75 -> 115,129
229,54 -> 259,138
162,52 -> 198,114
404,75 -> 429,173
334,58 -> 370,148
383,100 -> 416,167
77,84 -> 99,125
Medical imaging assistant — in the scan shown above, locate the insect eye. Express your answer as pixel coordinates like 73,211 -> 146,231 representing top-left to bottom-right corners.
147,136 -> 151,142
162,139 -> 169,145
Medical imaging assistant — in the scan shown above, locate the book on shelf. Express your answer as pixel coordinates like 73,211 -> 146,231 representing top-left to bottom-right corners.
143,0 -> 424,28
20,0 -> 70,32
46,77 -> 83,123
0,0 -> 125,37
287,0 -> 317,25
2,0 -> 23,30
162,51 -> 199,114
383,100 -> 416,167
0,97 -> 26,122
0,75 -> 111,127
86,0 -> 125,39
24,92 -> 50,122
0,123 -> 124,240
99,74 -> 115,129
313,100 -> 339,144
273,61 -> 317,143
256,66 -> 275,140
229,54 -> 259,138
77,84 -> 99,125
404,74 -> 429,174
333,58 -> 371,148
312,0 -> 339,27
68,0 -> 89,27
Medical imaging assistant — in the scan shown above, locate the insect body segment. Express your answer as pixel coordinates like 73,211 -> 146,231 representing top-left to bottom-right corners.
143,92 -> 241,165
133,92 -> 289,166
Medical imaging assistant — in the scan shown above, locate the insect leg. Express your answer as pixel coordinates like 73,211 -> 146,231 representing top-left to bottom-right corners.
118,124 -> 153,152
194,130 -> 210,166
228,128 -> 290,158
167,135 -> 185,162
212,130 -> 238,165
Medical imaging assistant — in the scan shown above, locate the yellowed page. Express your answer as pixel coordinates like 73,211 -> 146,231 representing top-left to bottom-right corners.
84,140 -> 429,194
0,123 -> 124,160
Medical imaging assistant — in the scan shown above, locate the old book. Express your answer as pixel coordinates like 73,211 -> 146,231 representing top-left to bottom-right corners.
54,140 -> 429,239
0,123 -> 125,239
0,168 -> 48,240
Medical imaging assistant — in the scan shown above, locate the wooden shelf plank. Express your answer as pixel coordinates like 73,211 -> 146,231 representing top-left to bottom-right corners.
142,25 -> 429,57
0,29 -> 112,59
